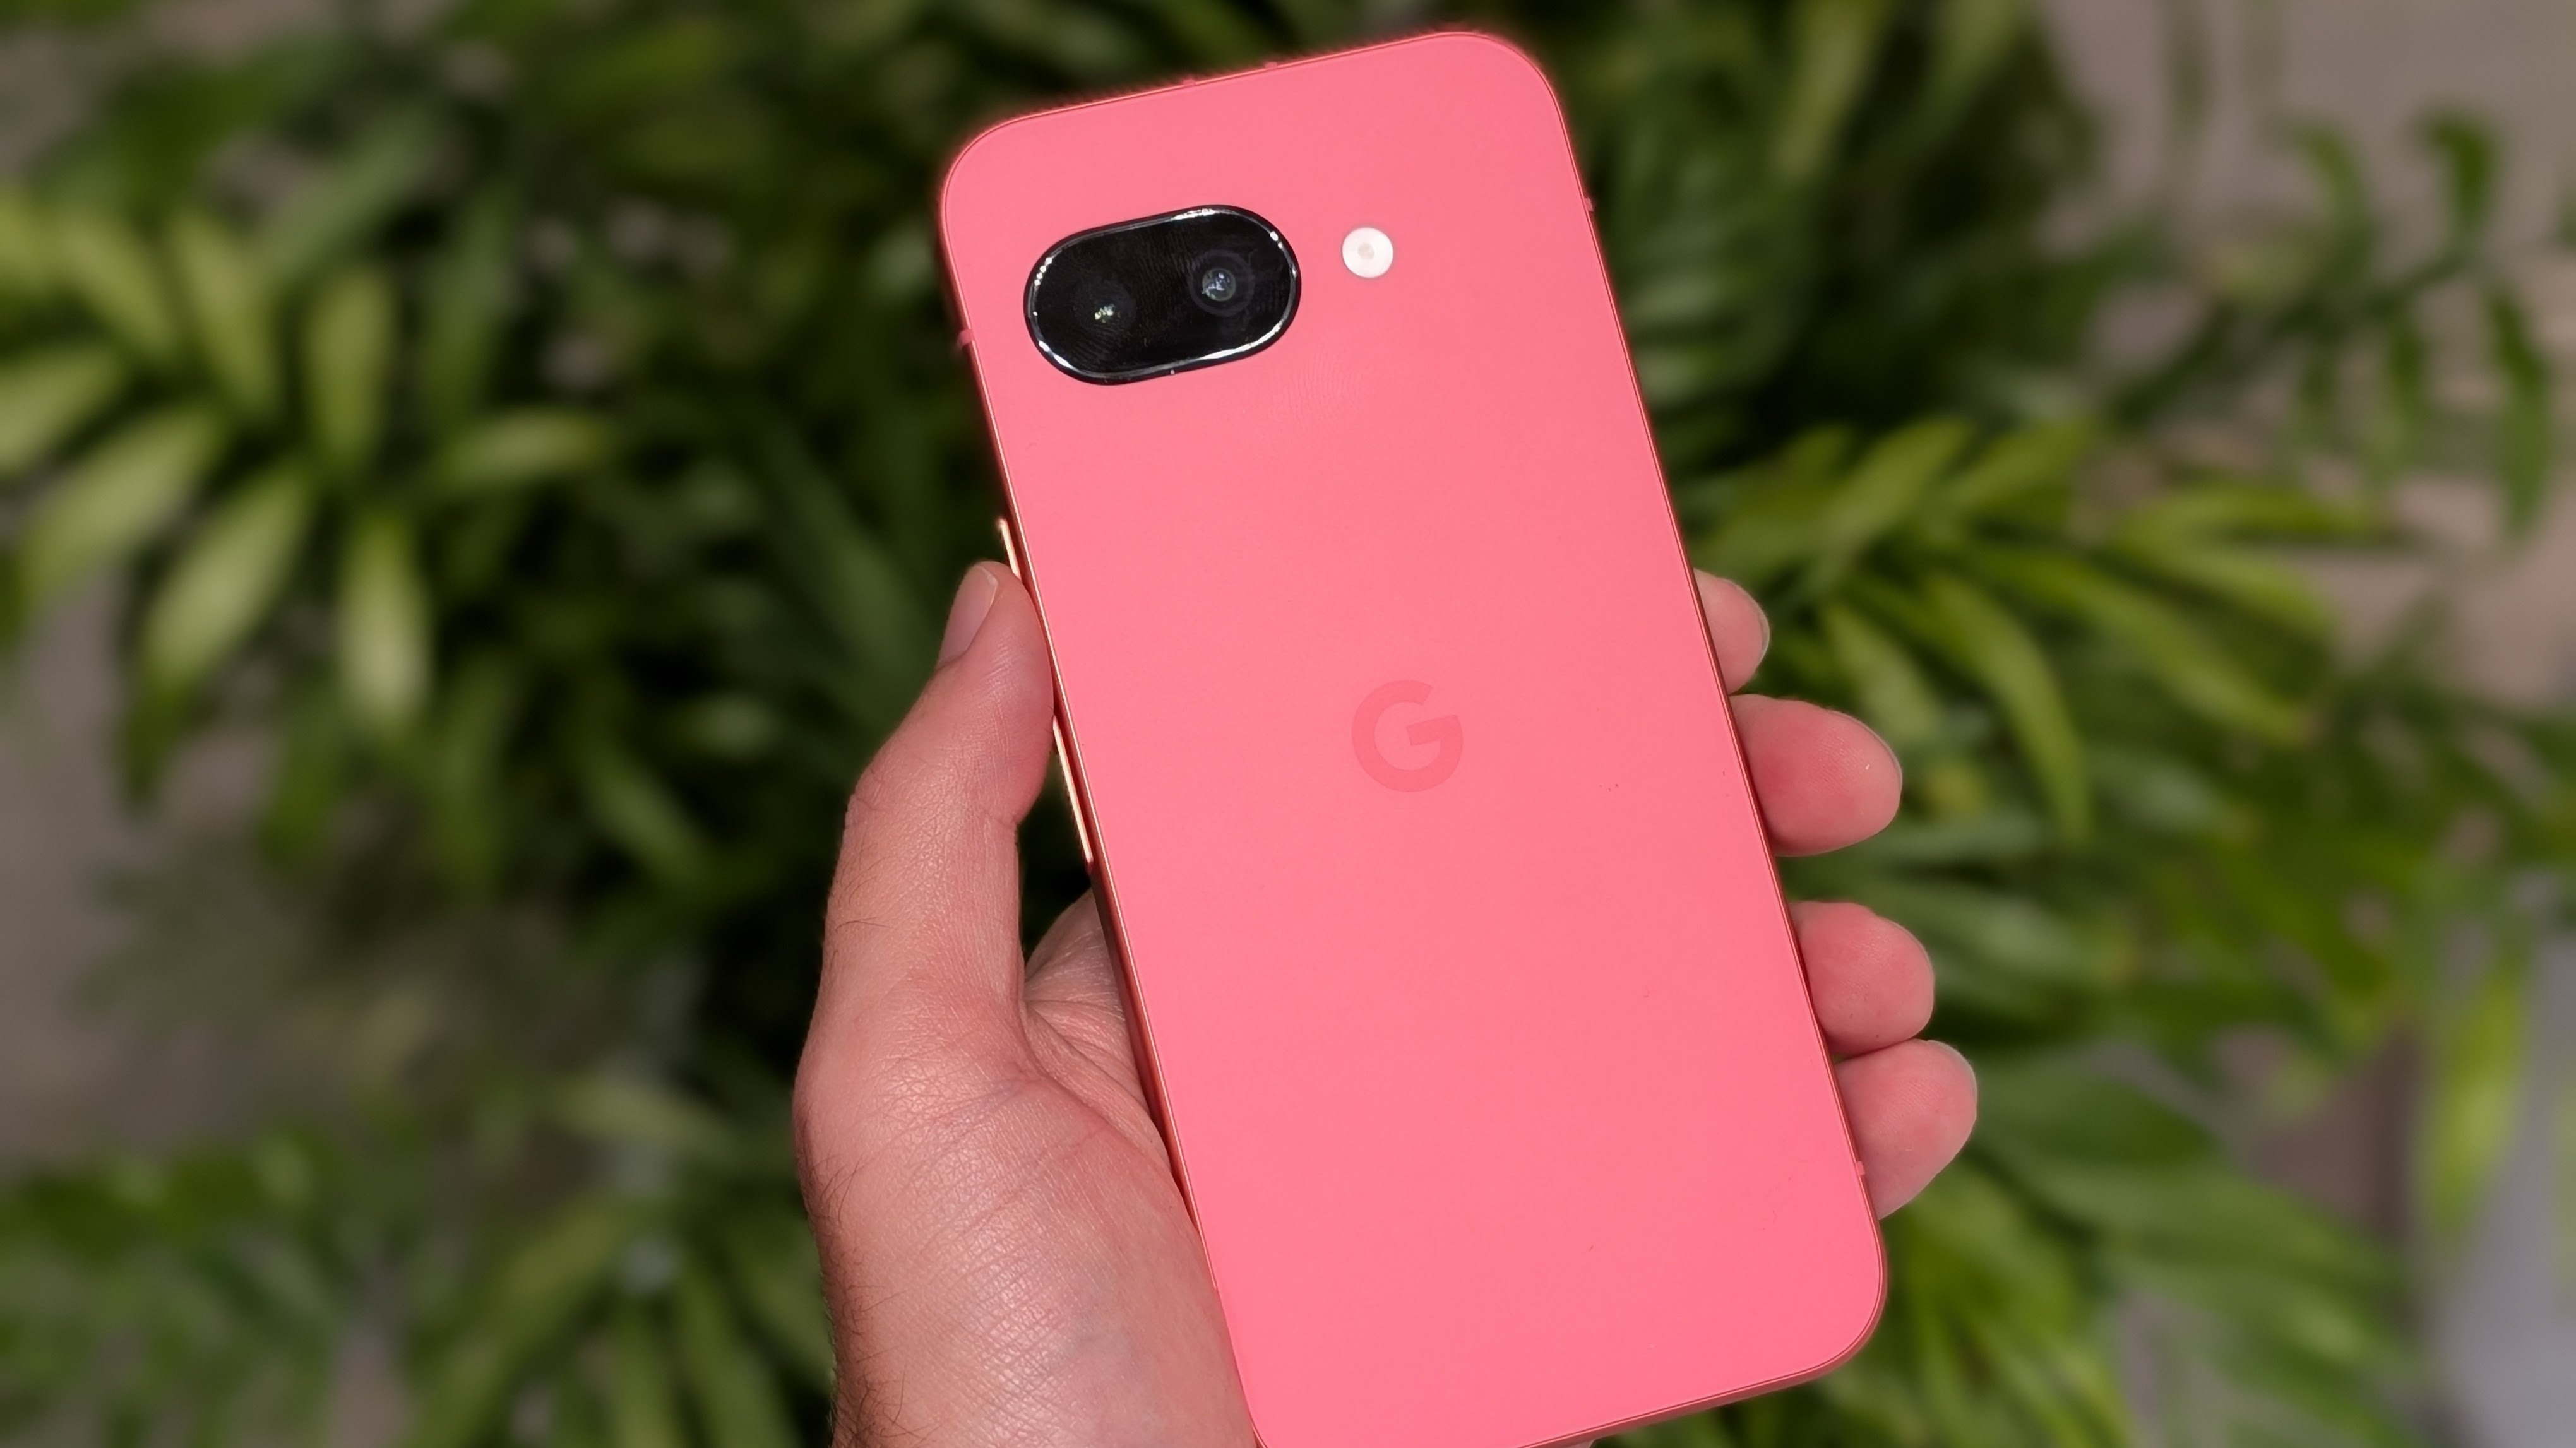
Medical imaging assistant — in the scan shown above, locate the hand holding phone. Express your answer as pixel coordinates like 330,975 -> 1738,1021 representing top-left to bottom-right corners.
803,33 -> 1977,1448
794,564 -> 1974,1447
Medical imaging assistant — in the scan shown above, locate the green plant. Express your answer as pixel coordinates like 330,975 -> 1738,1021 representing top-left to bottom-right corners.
0,1 -> 2568,1445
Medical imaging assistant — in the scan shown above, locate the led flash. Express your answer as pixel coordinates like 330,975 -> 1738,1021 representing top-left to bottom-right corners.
1342,226 -> 1393,279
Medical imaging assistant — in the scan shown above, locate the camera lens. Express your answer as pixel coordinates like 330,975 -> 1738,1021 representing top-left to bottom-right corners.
1189,251 -> 1253,316
1079,279 -> 1137,335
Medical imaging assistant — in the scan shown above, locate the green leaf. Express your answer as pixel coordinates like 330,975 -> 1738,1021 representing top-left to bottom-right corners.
1972,548 -> 2308,742
2420,112 -> 2499,258
2107,538 -> 2333,637
335,511 -> 431,739
2421,951 -> 2530,1242
303,267 -> 397,480
2113,480 -> 2374,542
15,405 -> 226,609
405,1200 -> 643,1448
719,1216 -> 833,1392
576,742 -> 707,884
555,1074 -> 737,1166
1772,0 -> 1891,181
0,343 -> 128,477
1615,1410 -> 1734,1447
1821,602 -> 1943,751
425,653 -> 522,891
259,682 -> 345,863
672,1266 -> 797,1448
749,434 -> 933,715
2089,743 -> 2240,836
255,112 -> 442,289
607,1307 -> 690,1448
168,211 -> 280,422
548,1365 -> 617,1448
1694,482 -> 1835,592
1976,1060 -> 2209,1170
1924,419 -> 2092,526
1840,806 -> 2048,865
1916,573 -> 2090,841
0,187 -> 53,300
138,463 -> 312,703
418,191 -> 519,438
2296,124 -> 2373,265
1805,417 -> 1972,587
1265,0 -> 1347,44
2364,310 -> 2430,489
952,0 -> 1145,80
2486,287 -> 2553,533
546,16 -> 748,121
1691,433 -> 1849,589
49,208 -> 182,367
1920,0 -> 2028,134
434,410 -> 614,498
1138,0 -> 1268,65
1852,880 -> 2121,1006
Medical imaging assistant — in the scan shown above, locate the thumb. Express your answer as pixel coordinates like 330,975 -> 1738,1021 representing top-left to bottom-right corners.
803,562 -> 1057,1086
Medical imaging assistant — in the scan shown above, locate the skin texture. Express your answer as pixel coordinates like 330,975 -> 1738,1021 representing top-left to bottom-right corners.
794,565 -> 1979,1447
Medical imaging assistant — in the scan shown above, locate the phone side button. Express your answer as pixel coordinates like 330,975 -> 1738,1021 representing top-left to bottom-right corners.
995,516 -> 1025,578
1051,716 -> 1095,866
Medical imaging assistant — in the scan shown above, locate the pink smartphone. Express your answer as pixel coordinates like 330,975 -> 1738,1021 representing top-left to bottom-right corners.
940,32 -> 1881,1448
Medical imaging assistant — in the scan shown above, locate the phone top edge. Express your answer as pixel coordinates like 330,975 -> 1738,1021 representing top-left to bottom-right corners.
936,29 -> 1558,239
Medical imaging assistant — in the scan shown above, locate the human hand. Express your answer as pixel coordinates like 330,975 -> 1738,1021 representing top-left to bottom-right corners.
794,564 -> 1977,1447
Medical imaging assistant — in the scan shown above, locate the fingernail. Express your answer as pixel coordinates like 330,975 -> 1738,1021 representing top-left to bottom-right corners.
1930,1040 -> 1977,1084
939,564 -> 1002,667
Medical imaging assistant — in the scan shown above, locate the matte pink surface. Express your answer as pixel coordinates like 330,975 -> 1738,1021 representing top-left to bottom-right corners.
941,35 -> 1881,1448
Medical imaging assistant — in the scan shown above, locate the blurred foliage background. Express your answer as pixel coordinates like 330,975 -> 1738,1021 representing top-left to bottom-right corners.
0,0 -> 2571,1444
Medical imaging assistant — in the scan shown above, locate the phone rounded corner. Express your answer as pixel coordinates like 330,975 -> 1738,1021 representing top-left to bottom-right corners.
1581,1228 -> 1887,1445
1798,1226 -> 1893,1385
936,110 -> 1040,247
1404,28 -> 1571,122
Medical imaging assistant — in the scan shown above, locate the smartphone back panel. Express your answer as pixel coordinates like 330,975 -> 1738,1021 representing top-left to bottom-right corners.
941,34 -> 1881,1448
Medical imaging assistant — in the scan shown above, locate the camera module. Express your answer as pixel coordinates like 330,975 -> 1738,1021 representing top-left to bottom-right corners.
1025,206 -> 1299,384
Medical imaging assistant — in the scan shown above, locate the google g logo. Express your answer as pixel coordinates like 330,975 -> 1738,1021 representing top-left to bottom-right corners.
1351,680 -> 1463,793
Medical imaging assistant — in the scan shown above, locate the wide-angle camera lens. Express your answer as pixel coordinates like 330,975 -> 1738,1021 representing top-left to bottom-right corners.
1078,278 -> 1137,334
1189,251 -> 1253,316
1061,274 -> 1143,337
